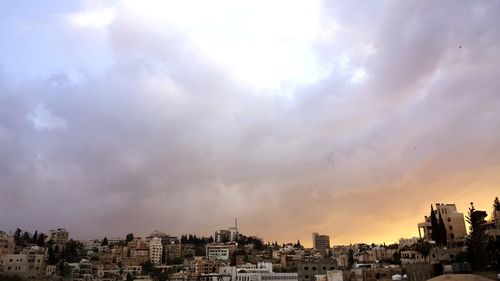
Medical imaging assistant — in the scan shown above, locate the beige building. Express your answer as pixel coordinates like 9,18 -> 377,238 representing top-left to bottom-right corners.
165,243 -> 182,260
1,251 -> 46,279
149,237 -> 163,264
0,233 -> 15,259
417,203 -> 467,244
49,228 -> 69,247
365,247 -> 397,263
400,247 -> 464,265
398,237 -> 419,248
185,257 -> 227,275
206,243 -> 237,261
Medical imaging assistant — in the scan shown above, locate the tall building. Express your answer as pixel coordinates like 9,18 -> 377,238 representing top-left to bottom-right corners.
312,233 -> 330,251
149,237 -> 163,264
417,203 -> 467,244
48,228 -> 69,248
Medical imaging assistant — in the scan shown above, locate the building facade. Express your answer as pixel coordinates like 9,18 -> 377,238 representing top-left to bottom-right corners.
49,228 -> 69,248
149,237 -> 163,264
207,244 -> 237,261
297,261 -> 336,281
417,203 -> 467,244
312,233 -> 330,253
0,233 -> 15,259
1,252 -> 46,279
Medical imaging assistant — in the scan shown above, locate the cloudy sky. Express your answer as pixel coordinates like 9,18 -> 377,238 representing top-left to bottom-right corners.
1,0 -> 500,245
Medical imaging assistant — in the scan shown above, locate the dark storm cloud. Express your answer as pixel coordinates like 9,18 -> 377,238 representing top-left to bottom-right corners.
1,0 -> 500,244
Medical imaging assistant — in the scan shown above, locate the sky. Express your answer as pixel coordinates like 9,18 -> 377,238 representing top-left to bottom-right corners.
1,0 -> 500,246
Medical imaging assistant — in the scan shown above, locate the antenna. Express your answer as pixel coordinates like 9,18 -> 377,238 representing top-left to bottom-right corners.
235,217 -> 238,231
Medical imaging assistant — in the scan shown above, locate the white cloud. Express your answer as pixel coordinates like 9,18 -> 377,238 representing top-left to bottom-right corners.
69,7 -> 116,27
28,104 -> 67,131
119,0 -> 329,91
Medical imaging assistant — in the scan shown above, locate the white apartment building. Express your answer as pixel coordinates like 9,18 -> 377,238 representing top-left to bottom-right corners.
149,237 -> 163,264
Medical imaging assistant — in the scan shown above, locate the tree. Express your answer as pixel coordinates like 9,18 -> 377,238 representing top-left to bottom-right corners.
493,197 -> 500,211
415,240 -> 432,262
125,233 -> 134,244
22,232 -> 31,245
430,205 -> 441,244
36,233 -> 46,247
392,251 -> 401,265
14,228 -> 22,246
47,247 -> 57,265
61,239 -> 84,263
102,237 -> 108,246
0,274 -> 25,281
142,261 -> 154,275
438,212 -> 447,246
32,231 -> 38,244
466,202 -> 489,270
347,249 -> 354,269
126,273 -> 134,281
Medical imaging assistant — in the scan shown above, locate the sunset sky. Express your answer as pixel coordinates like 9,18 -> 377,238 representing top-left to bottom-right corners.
1,0 -> 500,246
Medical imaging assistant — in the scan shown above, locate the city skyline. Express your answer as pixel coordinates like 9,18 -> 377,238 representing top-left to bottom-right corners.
2,199 -> 498,247
1,1 -> 500,246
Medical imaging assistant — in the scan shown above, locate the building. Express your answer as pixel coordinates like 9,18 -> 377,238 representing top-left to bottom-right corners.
185,257 -> 227,275
398,237 -> 419,248
417,203 -> 467,244
297,261 -> 337,281
215,230 -> 232,243
335,256 -> 348,269
215,219 -> 239,243
149,237 -> 163,264
165,243 -> 182,260
400,247 -> 464,265
207,244 -> 237,261
49,228 -> 69,247
219,263 -> 298,281
365,247 -> 397,263
1,251 -> 46,279
312,233 -> 330,253
485,209 -> 500,240
0,232 -> 15,259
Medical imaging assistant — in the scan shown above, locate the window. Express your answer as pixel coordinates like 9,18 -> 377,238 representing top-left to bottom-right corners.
449,225 -> 453,230
312,267 -> 316,270
304,267 -> 308,270
323,267 -> 326,270
447,218 -> 451,222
